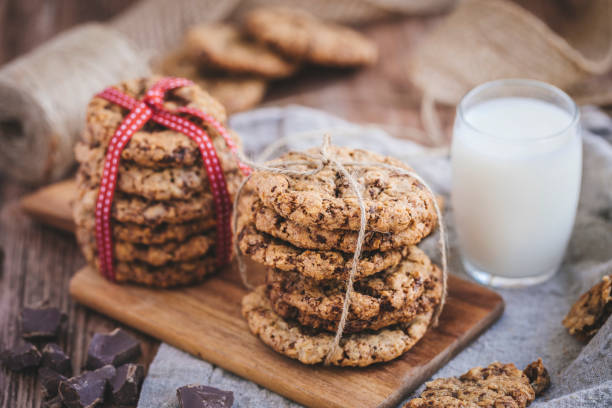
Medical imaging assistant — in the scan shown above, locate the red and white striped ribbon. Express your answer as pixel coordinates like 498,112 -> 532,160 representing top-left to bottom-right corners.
94,77 -> 249,281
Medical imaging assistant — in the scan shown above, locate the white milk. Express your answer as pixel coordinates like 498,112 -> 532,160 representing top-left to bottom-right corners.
452,96 -> 581,285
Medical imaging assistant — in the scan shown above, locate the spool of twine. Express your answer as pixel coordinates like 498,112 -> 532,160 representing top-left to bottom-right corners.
0,24 -> 150,184
233,134 -> 448,365
410,0 -> 612,107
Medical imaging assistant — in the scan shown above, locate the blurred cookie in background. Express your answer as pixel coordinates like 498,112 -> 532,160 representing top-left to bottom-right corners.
244,7 -> 378,67
156,49 -> 267,114
184,23 -> 299,78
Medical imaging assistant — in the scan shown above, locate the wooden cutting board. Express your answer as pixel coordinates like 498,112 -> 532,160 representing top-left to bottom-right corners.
22,179 -> 505,408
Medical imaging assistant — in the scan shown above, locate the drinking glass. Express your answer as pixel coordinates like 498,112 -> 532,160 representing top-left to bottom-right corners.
451,79 -> 581,287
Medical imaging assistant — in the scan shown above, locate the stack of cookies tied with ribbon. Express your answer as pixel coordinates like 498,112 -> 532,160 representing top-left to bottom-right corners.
236,139 -> 446,367
73,77 -> 249,287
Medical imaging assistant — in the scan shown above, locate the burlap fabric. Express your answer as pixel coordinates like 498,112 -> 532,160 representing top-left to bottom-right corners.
410,0 -> 612,106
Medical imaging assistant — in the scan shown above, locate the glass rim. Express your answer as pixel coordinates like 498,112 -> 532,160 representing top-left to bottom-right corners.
457,78 -> 580,143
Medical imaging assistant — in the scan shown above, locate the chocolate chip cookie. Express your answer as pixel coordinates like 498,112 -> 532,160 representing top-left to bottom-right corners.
80,125 -> 242,172
84,77 -> 227,151
114,256 -> 218,287
405,360 -> 550,407
74,171 -> 242,226
237,222 -> 407,281
248,195 -> 435,252
244,7 -> 378,67
267,256 -> 441,333
157,49 -> 267,114
185,24 -> 298,78
242,285 -> 433,366
76,226 -> 215,267
563,274 -> 611,340
250,146 -> 437,233
74,201 -> 215,245
76,145 -> 241,201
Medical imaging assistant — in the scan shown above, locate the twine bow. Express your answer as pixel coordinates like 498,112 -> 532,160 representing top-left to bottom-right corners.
95,77 -> 250,281
233,134 -> 447,364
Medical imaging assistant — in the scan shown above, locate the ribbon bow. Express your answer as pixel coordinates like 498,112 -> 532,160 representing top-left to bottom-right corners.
95,77 -> 250,282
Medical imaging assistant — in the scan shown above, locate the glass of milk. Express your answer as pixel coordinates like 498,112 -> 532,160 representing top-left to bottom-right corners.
451,79 -> 581,287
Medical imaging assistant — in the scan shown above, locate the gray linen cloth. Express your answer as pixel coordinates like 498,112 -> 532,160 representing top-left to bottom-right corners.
138,105 -> 612,407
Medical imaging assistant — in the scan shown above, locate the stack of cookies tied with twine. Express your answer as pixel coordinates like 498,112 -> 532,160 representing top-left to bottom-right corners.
236,136 -> 446,367
73,77 -> 249,287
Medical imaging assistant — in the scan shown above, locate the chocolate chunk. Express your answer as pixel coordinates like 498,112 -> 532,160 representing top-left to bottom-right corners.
42,343 -> 72,376
0,342 -> 41,371
39,367 -> 68,398
86,328 -> 141,369
42,395 -> 63,408
177,384 -> 234,408
110,363 -> 145,405
21,306 -> 66,339
524,358 -> 551,396
59,365 -> 116,408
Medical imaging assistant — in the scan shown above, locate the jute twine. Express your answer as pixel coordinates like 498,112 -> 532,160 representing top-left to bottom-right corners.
232,134 -> 447,364
0,24 -> 150,184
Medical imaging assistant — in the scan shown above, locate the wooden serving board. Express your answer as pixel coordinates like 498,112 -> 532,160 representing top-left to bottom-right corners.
22,179 -> 504,408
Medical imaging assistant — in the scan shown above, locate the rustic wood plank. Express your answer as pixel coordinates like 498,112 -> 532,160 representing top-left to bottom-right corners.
0,176 -> 159,408
69,264 -> 503,408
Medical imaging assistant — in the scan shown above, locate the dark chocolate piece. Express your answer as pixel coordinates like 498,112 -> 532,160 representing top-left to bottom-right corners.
110,363 -> 145,405
86,328 -> 141,370
59,365 -> 116,408
39,367 -> 68,398
177,384 -> 234,408
42,395 -> 63,408
42,343 -> 72,376
1,342 -> 41,371
21,306 -> 66,339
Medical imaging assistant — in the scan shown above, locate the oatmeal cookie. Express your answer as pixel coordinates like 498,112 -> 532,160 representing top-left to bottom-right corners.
79,225 -> 219,287
157,49 -> 267,113
82,77 -> 228,157
76,144 -> 241,201
76,225 -> 215,267
563,274 -> 611,340
80,121 -> 243,172
237,222 -> 407,281
244,7 -> 378,67
249,195 -> 435,252
250,146 -> 437,233
73,195 -> 215,245
74,171 -> 242,226
114,256 -> 218,287
267,258 -> 441,333
185,24 -> 298,78
242,285 -> 433,366
405,360 -> 549,407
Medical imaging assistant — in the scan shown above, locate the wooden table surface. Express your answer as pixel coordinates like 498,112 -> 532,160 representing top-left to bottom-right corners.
0,2 -> 454,406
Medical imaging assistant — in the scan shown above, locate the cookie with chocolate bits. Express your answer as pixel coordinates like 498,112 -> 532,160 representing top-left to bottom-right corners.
185,24 -> 298,78
405,359 -> 549,407
244,7 -> 378,67
250,146 -> 437,233
242,285 -> 433,367
266,255 -> 441,333
237,222 -> 408,282
157,48 -> 267,114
